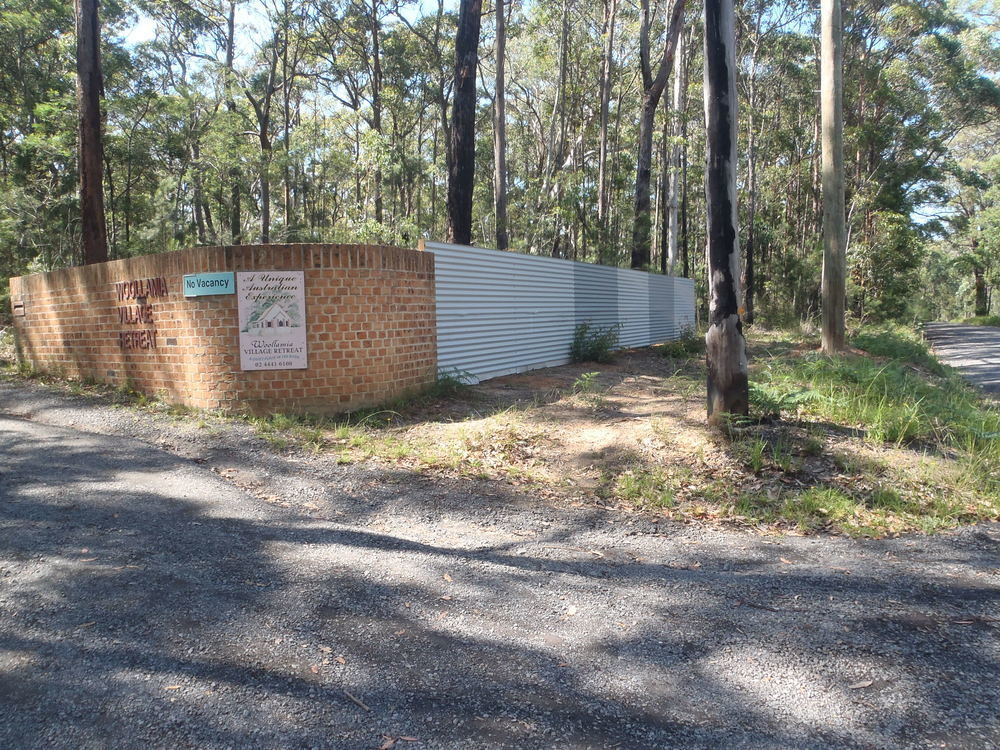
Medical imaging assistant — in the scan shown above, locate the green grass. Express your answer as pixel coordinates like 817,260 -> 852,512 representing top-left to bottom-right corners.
611,467 -> 676,509
962,315 -> 1000,328
736,325 -> 1000,535
753,326 -> 1000,450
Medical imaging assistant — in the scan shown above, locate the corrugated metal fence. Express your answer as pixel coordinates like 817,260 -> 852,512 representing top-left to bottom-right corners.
424,241 -> 696,383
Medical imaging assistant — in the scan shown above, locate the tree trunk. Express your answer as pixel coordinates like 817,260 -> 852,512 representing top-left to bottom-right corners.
192,141 -> 207,244
704,0 -> 748,422
493,0 -> 509,250
371,0 -> 384,225
76,0 -> 108,265
973,240 -> 988,316
821,0 -> 846,352
630,0 -> 686,269
681,87 -> 689,278
446,0 -> 483,245
596,0 -> 619,261
226,1 -> 241,243
666,33 -> 686,275
260,152 -> 271,244
658,98 -> 670,274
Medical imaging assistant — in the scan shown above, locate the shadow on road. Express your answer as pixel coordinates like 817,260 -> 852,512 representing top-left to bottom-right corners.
1,418 -> 999,749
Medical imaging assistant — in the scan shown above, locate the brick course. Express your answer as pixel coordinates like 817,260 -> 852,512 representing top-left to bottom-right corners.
8,244 -> 437,414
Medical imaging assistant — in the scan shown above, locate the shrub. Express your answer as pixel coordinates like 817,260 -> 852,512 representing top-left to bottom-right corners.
570,322 -> 620,363
659,327 -> 705,359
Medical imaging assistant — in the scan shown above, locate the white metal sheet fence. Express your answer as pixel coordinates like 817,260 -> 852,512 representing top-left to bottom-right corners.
424,241 -> 696,383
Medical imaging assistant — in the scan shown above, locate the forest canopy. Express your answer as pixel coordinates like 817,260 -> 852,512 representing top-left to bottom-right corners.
1,0 -> 998,324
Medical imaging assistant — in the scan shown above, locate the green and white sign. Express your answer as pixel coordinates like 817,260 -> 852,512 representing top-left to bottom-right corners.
183,272 -> 235,297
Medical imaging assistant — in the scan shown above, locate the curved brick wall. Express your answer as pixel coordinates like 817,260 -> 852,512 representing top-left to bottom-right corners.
8,244 -> 437,414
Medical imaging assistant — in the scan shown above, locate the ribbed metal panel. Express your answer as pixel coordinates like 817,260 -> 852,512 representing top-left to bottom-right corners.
648,274 -> 675,342
616,268 -> 651,348
428,242 -> 575,381
673,277 -> 696,333
424,241 -> 696,383
573,262 -> 619,329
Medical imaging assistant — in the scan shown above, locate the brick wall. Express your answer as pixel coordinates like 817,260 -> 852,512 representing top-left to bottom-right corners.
8,244 -> 437,414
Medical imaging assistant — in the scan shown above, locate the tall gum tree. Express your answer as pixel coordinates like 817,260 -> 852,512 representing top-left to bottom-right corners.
704,0 -> 748,421
76,0 -> 108,265
630,0 -> 686,269
821,0 -> 846,352
493,0 -> 509,250
447,0 -> 483,245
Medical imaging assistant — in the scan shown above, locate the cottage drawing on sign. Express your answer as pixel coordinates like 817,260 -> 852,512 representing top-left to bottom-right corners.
242,299 -> 302,333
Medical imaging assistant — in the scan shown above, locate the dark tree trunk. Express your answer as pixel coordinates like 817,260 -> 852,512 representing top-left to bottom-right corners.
596,0 -> 619,251
630,0 -> 686,269
974,268 -> 988,316
703,0 -> 748,422
493,0 -> 508,250
76,0 -> 108,265
370,0 -> 384,225
225,1 -> 241,243
973,241 -> 989,316
446,0 -> 483,245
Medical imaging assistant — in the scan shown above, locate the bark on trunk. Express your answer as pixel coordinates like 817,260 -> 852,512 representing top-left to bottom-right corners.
973,241 -> 989,316
371,0 -> 384,225
666,34 -> 686,275
493,0 -> 509,250
596,0 -> 619,254
821,0 -> 847,352
76,0 -> 109,265
630,0 -> 686,269
446,0 -> 483,245
703,0 -> 748,423
226,1 -> 241,243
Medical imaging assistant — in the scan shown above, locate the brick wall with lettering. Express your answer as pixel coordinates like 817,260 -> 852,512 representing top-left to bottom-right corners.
8,244 -> 437,414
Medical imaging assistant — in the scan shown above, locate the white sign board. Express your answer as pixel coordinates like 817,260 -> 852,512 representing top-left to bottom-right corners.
237,271 -> 308,370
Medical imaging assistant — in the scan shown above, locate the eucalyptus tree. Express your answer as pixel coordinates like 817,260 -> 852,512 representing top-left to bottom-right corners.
76,0 -> 109,264
630,0 -> 686,269
820,0 -> 845,352
703,0 -> 747,421
493,0 -> 509,251
446,0 -> 483,244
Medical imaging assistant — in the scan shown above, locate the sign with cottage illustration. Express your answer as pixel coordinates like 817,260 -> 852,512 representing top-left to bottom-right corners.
237,271 -> 308,370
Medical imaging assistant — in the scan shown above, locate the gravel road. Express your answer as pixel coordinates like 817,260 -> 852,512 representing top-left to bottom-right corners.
924,322 -> 1000,394
1,378 -> 999,749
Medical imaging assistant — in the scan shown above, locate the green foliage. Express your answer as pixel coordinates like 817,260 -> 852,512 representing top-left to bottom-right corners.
963,315 -> 1000,327
430,369 -> 473,398
0,0 -> 996,336
658,328 -> 705,359
572,371 -> 601,394
748,381 -> 823,420
613,468 -> 676,509
754,326 -> 1000,495
853,326 -> 947,375
570,323 -> 620,364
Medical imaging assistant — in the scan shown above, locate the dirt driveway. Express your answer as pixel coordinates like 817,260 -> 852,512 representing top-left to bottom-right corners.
1,378 -> 999,750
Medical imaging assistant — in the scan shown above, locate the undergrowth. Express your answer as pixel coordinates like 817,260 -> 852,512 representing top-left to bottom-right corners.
570,322 -> 620,363
732,325 -> 1000,535
963,315 -> 1000,328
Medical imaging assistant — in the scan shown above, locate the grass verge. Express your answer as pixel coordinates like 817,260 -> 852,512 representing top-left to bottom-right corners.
727,325 -> 1000,535
963,315 -> 1000,327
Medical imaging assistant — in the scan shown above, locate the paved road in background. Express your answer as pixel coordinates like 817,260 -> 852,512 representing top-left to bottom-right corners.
1,385 -> 999,749
924,322 -> 1000,394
